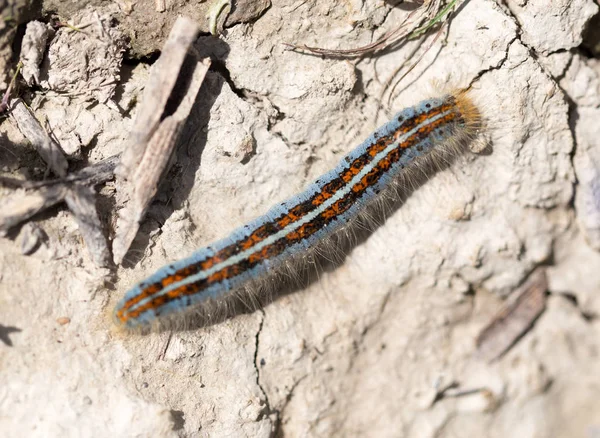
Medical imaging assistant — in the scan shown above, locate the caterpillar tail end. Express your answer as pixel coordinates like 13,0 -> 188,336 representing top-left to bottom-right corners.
111,298 -> 149,334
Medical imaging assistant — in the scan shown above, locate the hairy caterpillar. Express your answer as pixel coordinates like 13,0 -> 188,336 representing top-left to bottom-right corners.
114,90 -> 481,331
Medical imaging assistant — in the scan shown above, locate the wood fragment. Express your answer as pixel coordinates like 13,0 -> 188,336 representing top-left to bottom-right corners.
117,17 -> 202,178
0,155 -> 117,242
0,185 -> 68,236
476,269 -> 548,362
62,154 -> 120,187
112,17 -> 211,265
9,99 -> 68,177
65,184 -> 111,267
0,155 -> 119,190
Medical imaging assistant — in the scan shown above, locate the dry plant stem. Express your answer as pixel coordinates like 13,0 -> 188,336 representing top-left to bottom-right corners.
117,17 -> 202,177
112,16 -> 211,265
65,184 -> 111,267
408,0 -> 458,39
284,0 -> 446,57
283,9 -> 416,57
9,99 -> 68,177
383,22 -> 447,109
476,268 -> 548,362
372,34 -> 428,123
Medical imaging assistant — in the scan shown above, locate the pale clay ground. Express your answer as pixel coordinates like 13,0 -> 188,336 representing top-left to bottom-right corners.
1,1 -> 600,437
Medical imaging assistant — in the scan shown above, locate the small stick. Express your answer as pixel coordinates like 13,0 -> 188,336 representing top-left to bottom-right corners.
283,0 -> 457,58
0,185 -> 68,235
476,268 -> 548,362
0,154 -> 119,190
65,184 -> 111,267
9,99 -> 69,177
157,331 -> 173,361
0,155 -> 118,236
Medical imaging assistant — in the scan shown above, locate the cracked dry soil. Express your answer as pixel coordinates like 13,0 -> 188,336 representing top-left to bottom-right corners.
1,0 -> 600,437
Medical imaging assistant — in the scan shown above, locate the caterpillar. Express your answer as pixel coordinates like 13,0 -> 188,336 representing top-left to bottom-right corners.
114,90 -> 482,331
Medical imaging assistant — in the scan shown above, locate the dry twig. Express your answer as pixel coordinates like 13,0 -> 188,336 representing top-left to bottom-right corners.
9,99 -> 68,177
0,155 -> 118,267
476,269 -> 548,362
284,0 -> 456,58
112,17 -> 211,264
